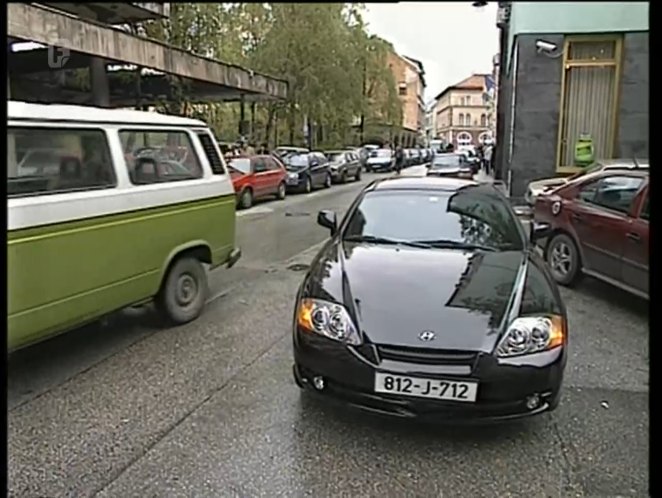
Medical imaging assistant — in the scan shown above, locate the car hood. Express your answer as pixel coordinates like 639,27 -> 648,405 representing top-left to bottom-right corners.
367,156 -> 391,163
304,242 -> 529,352
528,177 -> 568,194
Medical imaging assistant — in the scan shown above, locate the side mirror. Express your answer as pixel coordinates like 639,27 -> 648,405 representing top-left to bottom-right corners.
530,221 -> 552,243
317,210 -> 337,235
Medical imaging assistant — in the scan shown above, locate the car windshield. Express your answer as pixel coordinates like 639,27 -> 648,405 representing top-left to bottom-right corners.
343,188 -> 525,252
432,155 -> 462,168
229,158 -> 251,174
372,149 -> 391,157
285,154 -> 308,168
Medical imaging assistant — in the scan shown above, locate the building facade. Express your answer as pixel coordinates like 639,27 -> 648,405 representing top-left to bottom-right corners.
424,100 -> 437,143
495,1 -> 649,198
387,51 -> 426,144
433,74 -> 494,149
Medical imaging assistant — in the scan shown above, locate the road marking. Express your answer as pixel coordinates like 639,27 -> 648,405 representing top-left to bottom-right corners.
237,206 -> 274,216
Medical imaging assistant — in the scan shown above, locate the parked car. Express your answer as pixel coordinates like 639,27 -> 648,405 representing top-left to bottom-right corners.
228,155 -> 287,209
533,166 -> 648,299
365,148 -> 394,172
292,176 -> 567,422
525,159 -> 649,206
273,146 -> 309,160
427,153 -> 473,179
282,152 -> 333,193
325,150 -> 362,183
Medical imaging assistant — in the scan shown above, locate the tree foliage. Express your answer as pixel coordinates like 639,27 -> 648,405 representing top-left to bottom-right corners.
139,2 -> 402,147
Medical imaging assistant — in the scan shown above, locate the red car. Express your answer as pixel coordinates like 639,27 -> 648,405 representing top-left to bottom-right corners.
228,155 -> 288,209
534,167 -> 648,299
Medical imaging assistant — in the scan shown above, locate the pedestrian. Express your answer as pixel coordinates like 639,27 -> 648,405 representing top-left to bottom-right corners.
394,143 -> 404,175
483,144 -> 493,176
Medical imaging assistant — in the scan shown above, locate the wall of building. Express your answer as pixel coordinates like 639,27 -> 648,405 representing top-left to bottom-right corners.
387,51 -> 424,133
502,32 -> 649,199
507,2 -> 649,66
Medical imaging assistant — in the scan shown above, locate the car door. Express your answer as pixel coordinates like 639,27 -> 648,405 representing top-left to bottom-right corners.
252,157 -> 269,198
263,156 -> 283,194
310,153 -> 326,186
622,186 -> 649,296
569,174 -> 646,281
348,152 -> 359,175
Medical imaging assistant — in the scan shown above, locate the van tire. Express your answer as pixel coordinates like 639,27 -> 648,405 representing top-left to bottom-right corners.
156,256 -> 208,325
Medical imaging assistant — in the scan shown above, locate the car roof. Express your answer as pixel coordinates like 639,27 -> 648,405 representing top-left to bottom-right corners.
366,176 -> 498,195
598,159 -> 649,169
8,100 -> 206,127
324,150 -> 346,154
575,165 -> 649,183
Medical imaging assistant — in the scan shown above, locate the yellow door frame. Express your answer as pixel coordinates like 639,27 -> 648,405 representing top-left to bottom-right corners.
555,34 -> 623,174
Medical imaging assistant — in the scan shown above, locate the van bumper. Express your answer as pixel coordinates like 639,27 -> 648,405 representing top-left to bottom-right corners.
227,247 -> 242,268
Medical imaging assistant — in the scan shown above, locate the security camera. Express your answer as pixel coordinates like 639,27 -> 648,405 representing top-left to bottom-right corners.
536,40 -> 557,53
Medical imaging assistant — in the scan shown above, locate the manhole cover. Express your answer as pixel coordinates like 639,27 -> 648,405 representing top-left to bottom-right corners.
285,212 -> 311,217
287,263 -> 310,272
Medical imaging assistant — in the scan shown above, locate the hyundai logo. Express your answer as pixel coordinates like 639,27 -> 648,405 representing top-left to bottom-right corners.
418,330 -> 436,342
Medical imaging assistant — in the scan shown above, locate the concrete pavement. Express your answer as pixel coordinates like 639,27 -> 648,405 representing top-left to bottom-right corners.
8,171 -> 649,497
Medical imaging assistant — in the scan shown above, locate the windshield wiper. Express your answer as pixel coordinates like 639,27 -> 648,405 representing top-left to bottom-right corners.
412,239 -> 497,252
343,235 -> 432,249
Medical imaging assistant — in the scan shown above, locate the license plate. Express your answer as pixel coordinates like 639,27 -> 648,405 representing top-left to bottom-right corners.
374,373 -> 478,402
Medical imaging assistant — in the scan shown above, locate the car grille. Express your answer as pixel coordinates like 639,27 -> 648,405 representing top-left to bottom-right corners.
376,345 -> 478,367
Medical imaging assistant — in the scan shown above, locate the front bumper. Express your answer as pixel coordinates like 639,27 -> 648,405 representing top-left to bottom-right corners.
285,174 -> 305,190
367,161 -> 393,171
293,329 -> 565,424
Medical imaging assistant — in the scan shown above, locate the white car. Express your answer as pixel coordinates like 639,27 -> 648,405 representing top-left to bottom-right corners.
366,149 -> 394,172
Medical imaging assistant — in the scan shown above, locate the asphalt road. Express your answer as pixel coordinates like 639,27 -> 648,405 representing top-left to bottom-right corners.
8,170 -> 649,497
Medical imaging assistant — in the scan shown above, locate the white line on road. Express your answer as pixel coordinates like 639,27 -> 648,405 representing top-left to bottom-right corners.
237,206 -> 274,216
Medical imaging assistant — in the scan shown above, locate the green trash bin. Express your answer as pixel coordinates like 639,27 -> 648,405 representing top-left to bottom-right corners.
574,133 -> 594,167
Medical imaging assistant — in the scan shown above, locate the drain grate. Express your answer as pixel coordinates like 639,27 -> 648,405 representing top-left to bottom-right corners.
287,263 -> 310,272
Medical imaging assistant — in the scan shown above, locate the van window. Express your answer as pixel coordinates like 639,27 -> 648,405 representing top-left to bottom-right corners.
7,127 -> 116,197
196,132 -> 226,175
119,130 -> 203,184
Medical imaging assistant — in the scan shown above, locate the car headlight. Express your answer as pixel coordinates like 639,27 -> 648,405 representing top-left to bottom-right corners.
495,315 -> 564,358
288,172 -> 298,179
296,298 -> 362,345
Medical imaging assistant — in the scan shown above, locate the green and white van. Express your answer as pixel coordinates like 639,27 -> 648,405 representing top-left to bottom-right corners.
8,101 -> 241,351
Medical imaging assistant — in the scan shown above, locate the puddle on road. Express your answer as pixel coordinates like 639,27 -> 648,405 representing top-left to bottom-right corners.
285,211 -> 311,217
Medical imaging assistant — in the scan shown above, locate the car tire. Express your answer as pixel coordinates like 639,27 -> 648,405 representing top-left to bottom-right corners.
156,256 -> 208,325
276,182 -> 286,200
340,171 -> 347,183
546,233 -> 581,286
293,364 -> 304,389
239,188 -> 253,209
304,176 -> 312,193
355,167 -> 361,181
366,166 -> 372,172
324,173 -> 332,188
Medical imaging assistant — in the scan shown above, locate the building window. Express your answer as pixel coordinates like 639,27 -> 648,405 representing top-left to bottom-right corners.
458,113 -> 465,126
8,127 -> 116,197
119,130 -> 203,184
557,36 -> 622,170
398,84 -> 407,96
456,132 -> 472,147
480,114 -> 487,127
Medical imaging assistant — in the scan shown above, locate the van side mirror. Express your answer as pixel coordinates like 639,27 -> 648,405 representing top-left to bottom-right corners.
530,221 -> 552,242
317,210 -> 337,235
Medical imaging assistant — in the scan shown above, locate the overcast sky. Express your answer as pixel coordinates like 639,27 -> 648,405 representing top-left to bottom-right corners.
363,2 -> 499,102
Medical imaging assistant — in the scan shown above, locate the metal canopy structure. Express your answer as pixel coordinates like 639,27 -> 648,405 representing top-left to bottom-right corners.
7,3 -> 289,107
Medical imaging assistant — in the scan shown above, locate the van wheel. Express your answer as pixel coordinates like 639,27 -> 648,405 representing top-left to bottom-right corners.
277,182 -> 286,200
156,257 -> 208,325
240,188 -> 253,209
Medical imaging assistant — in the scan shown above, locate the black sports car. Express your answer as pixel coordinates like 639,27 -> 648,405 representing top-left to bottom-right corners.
292,176 -> 567,423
